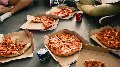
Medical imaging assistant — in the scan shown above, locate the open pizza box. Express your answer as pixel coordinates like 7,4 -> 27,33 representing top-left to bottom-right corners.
76,44 -> 120,67
0,29 -> 34,63
20,14 -> 59,31
46,5 -> 76,19
44,29 -> 89,67
89,25 -> 120,56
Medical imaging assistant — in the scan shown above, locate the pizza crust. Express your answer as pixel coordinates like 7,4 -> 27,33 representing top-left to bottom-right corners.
20,43 -> 31,55
0,34 -> 4,43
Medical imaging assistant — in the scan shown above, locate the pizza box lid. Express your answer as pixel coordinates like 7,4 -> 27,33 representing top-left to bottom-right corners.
76,44 -> 120,67
89,25 -> 120,56
20,14 -> 59,31
44,29 -> 89,67
0,29 -> 34,63
46,5 -> 76,19
100,0 -> 120,4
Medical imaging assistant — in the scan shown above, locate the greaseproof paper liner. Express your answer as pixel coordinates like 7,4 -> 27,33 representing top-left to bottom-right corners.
44,29 -> 88,67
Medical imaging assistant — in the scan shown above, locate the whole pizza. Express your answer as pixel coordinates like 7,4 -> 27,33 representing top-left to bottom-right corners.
85,59 -> 104,67
0,36 -> 31,57
47,33 -> 83,56
96,28 -> 120,50
32,15 -> 57,30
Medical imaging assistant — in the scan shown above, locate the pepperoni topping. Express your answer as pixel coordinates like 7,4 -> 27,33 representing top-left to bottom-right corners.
0,37 -> 26,56
51,8 -> 73,18
48,33 -> 82,56
85,60 -> 104,67
96,28 -> 120,50
32,16 -> 56,29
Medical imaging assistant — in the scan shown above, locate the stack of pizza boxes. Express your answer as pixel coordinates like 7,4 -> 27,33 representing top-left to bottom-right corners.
0,29 -> 34,63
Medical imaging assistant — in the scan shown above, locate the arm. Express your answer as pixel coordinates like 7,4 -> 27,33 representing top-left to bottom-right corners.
9,0 -> 33,14
0,0 -> 32,21
76,3 -> 120,16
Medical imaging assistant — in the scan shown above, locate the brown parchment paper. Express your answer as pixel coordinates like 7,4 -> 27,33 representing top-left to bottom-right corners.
20,14 -> 59,31
76,45 -> 120,67
0,29 -> 34,63
46,5 -> 76,19
44,29 -> 89,67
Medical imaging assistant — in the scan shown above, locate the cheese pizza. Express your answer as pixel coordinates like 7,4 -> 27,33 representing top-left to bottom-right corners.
0,36 -> 31,57
47,33 -> 83,56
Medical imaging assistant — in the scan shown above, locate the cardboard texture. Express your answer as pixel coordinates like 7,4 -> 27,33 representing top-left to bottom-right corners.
101,0 -> 120,4
0,30 -> 34,63
89,26 -> 120,56
46,5 -> 76,19
44,29 -> 89,67
20,14 -> 59,31
76,45 -> 120,67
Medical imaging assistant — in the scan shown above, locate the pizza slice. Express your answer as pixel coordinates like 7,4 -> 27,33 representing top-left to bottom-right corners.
0,36 -> 31,57
85,59 -> 104,67
31,16 -> 56,30
50,7 -> 73,18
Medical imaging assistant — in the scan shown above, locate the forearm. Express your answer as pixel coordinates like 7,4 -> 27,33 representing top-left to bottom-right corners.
9,0 -> 32,14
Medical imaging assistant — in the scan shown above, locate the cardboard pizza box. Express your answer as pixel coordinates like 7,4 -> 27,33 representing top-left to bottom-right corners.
46,5 -> 76,19
20,14 -> 59,31
44,29 -> 89,67
89,26 -> 120,56
0,29 -> 34,63
76,45 -> 120,67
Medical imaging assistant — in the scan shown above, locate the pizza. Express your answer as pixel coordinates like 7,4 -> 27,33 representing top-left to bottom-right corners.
32,16 -> 56,30
0,36 -> 31,57
85,59 -> 104,67
96,28 -> 120,50
47,33 -> 83,56
50,7 -> 73,18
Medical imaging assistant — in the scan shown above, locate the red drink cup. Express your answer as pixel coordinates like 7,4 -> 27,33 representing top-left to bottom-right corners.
76,11 -> 83,22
